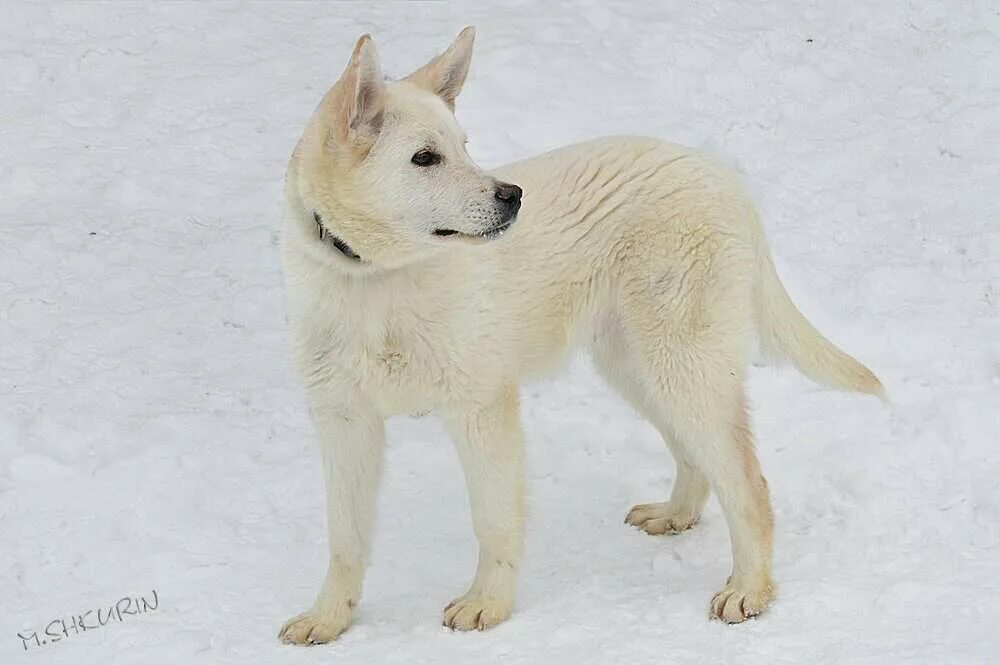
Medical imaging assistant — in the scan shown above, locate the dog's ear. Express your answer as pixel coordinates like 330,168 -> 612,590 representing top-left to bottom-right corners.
334,34 -> 386,142
405,26 -> 475,109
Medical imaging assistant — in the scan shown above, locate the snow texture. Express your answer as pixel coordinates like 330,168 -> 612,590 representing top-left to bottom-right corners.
2,1 -> 998,663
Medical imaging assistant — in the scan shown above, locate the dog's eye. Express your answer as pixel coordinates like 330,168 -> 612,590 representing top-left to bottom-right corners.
411,150 -> 441,167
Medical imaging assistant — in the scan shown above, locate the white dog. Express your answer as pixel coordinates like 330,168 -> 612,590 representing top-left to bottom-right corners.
277,27 -> 883,645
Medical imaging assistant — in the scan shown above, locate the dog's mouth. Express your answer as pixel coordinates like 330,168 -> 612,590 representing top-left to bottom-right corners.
432,218 -> 516,243
311,209 -> 514,259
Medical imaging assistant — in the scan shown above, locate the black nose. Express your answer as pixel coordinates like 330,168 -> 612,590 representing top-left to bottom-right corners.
494,182 -> 522,207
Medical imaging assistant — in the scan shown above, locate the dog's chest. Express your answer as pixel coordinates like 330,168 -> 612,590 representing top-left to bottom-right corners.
321,308 -> 457,414
361,328 -> 426,384
290,262 -> 503,415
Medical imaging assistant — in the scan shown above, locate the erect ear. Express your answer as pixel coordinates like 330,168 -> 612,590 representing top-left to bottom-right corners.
405,26 -> 475,109
334,34 -> 386,141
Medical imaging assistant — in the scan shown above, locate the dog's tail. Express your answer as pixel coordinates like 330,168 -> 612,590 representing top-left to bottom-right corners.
752,218 -> 885,399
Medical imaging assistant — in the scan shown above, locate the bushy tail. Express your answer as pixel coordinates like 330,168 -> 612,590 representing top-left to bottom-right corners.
753,235 -> 885,399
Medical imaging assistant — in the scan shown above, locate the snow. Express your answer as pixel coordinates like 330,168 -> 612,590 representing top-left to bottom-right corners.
1,1 -> 998,663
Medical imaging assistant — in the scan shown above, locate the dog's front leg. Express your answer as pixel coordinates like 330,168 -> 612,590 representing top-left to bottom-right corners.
279,401 -> 385,645
441,386 -> 525,631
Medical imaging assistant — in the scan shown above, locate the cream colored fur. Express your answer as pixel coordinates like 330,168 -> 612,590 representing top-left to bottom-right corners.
277,28 -> 883,645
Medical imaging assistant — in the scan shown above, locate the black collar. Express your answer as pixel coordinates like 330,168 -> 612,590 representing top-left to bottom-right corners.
313,211 -> 362,261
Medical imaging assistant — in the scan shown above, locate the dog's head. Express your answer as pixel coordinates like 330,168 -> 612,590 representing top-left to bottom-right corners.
288,27 -> 521,269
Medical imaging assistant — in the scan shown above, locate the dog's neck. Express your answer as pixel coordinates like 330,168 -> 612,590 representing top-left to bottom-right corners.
330,234 -> 362,261
313,211 -> 362,262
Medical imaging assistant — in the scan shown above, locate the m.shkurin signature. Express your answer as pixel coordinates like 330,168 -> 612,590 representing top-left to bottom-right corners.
16,589 -> 159,651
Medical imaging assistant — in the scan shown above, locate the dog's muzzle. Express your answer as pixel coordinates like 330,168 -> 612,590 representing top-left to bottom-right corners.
430,181 -> 523,241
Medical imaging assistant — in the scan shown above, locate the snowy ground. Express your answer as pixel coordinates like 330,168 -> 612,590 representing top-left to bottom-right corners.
2,1 -> 998,663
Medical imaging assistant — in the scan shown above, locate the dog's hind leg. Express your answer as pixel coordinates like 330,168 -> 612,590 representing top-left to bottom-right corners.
650,374 -> 775,623
440,385 -> 525,632
624,457 -> 709,535
614,237 -> 775,623
591,319 -> 710,534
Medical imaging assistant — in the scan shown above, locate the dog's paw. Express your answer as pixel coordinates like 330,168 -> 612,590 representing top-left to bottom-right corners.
278,607 -> 353,645
443,593 -> 513,631
710,577 -> 775,624
625,501 -> 699,535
